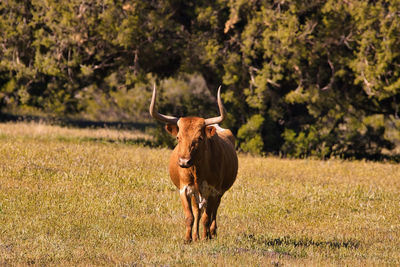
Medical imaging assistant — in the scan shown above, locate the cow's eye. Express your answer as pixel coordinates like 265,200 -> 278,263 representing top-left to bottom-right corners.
176,136 -> 180,141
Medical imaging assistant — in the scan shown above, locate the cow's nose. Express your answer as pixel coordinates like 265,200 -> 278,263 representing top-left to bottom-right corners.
178,157 -> 192,168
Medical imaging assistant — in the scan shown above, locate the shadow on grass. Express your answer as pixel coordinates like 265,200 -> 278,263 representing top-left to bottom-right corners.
244,233 -> 360,250
72,136 -> 158,148
0,112 -> 155,131
0,112 -> 163,148
2,112 -> 399,161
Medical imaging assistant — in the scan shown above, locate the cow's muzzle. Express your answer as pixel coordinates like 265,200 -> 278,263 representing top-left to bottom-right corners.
178,157 -> 193,168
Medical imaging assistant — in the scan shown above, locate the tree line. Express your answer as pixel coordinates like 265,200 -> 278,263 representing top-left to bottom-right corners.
1,0 -> 399,159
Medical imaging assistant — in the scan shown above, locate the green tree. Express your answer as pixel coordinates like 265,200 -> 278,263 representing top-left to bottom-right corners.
199,0 -> 400,158
1,0 -> 399,159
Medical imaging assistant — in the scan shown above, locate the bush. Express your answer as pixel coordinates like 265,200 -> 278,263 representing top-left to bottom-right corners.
237,114 -> 265,155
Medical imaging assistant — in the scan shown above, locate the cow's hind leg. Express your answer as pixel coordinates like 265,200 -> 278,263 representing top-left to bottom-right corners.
201,197 -> 218,240
210,195 -> 221,238
180,191 -> 193,243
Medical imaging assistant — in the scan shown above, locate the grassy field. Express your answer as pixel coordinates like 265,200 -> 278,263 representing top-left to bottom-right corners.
0,122 -> 399,266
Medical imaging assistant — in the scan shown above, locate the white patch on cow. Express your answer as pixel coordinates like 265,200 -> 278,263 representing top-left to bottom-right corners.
209,124 -> 225,132
177,118 -> 181,128
180,185 -> 202,209
197,194 -> 206,210
180,184 -> 194,196
179,182 -> 220,210
179,185 -> 187,195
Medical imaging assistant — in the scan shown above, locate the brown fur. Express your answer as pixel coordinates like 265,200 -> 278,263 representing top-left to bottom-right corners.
165,117 -> 238,242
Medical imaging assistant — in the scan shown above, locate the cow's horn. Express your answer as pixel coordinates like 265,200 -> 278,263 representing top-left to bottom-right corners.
149,84 -> 179,124
204,86 -> 226,126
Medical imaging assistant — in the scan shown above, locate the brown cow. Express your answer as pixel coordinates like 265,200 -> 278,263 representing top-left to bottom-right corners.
149,85 -> 238,242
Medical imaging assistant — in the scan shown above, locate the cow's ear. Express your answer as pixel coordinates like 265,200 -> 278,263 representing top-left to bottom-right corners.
165,124 -> 179,136
205,126 -> 216,138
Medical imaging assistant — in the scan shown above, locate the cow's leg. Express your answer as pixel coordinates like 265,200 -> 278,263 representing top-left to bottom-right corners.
210,195 -> 221,238
191,194 -> 200,241
200,208 -> 210,240
180,191 -> 193,243
201,197 -> 217,240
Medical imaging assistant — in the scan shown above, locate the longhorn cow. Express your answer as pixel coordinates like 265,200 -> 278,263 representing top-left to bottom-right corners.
149,85 -> 238,242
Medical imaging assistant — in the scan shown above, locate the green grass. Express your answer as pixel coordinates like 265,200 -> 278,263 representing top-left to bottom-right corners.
0,122 -> 399,266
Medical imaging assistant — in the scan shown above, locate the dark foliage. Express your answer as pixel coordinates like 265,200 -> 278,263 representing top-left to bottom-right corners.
1,0 -> 399,159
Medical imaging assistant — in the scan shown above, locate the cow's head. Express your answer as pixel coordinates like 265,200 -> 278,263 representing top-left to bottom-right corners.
149,84 -> 225,168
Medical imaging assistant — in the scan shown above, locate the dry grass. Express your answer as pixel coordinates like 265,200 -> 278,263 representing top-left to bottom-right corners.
0,122 -> 399,266
0,121 -> 152,144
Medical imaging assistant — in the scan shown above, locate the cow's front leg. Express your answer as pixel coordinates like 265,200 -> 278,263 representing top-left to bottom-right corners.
200,208 -> 210,240
191,194 -> 200,241
180,191 -> 193,243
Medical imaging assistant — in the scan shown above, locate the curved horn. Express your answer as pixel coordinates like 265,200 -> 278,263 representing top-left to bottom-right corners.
149,84 -> 179,124
204,86 -> 226,126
